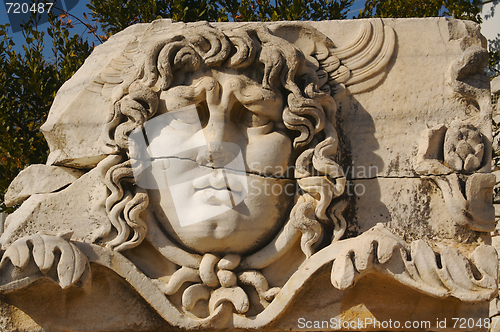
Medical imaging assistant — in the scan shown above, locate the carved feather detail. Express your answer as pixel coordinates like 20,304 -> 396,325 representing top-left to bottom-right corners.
326,19 -> 396,94
86,39 -> 141,101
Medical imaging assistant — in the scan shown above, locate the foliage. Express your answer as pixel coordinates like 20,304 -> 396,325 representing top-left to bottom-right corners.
0,17 -> 92,213
489,34 -> 500,77
86,0 -> 218,36
87,0 -> 355,38
359,0 -> 483,23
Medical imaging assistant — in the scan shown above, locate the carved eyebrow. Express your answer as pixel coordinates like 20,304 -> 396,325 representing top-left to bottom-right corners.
236,85 -> 280,104
235,85 -> 283,120
161,78 -> 211,110
161,77 -> 283,119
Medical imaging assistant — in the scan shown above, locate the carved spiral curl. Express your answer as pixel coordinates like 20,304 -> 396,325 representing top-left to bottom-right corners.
101,22 -> 346,254
289,78 -> 346,255
103,160 -> 148,251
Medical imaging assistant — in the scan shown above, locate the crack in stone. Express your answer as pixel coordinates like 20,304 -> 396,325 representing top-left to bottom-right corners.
141,157 -> 471,182
346,173 -> 467,181
144,156 -> 295,181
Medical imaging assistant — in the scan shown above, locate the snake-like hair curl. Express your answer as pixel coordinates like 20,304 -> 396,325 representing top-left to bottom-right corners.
101,22 -> 346,256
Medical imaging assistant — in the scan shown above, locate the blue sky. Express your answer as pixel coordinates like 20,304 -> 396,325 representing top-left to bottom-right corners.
1,0 -> 103,56
481,0 -> 500,42
1,0 -> 367,58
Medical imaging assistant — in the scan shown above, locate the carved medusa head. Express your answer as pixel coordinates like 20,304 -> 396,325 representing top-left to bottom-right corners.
101,22 -> 347,258
3,18 -> 496,332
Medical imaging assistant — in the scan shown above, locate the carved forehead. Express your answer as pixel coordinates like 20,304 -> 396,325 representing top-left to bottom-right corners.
159,70 -> 284,121
168,58 -> 267,89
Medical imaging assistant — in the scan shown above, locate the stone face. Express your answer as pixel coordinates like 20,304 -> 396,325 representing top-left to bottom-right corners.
0,18 -> 497,331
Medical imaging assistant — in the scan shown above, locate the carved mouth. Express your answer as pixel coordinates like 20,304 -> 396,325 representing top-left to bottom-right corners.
192,170 -> 245,196
194,187 -> 234,205
192,172 -> 246,206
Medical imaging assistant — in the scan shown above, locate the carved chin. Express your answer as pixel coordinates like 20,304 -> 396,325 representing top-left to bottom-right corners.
148,176 -> 295,255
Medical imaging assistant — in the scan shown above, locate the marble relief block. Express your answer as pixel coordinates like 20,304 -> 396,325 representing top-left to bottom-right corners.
0,18 -> 497,331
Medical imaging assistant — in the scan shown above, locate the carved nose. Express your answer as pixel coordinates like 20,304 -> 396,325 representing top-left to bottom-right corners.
196,142 -> 238,168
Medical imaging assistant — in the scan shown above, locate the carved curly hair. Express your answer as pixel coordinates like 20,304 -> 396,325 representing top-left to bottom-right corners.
101,22 -> 346,256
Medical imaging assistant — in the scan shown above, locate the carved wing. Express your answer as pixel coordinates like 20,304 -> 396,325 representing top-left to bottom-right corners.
270,19 -> 395,96
328,19 -> 396,94
85,39 -> 142,102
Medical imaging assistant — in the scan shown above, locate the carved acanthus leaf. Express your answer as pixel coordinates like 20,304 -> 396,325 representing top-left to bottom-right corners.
0,232 -> 90,291
330,224 -> 498,301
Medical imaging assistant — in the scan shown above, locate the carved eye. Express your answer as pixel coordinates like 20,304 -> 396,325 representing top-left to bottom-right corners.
168,104 -> 200,126
168,103 -> 209,129
244,112 -> 270,127
234,105 -> 269,127
231,103 -> 272,132
172,110 -> 198,124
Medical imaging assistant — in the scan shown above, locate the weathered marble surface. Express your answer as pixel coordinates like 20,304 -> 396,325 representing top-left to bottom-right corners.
0,18 -> 497,331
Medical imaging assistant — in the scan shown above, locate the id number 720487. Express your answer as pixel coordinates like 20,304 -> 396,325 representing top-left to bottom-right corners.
5,2 -> 53,14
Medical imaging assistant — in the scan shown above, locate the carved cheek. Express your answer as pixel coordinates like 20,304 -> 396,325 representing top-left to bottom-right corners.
245,131 -> 292,176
